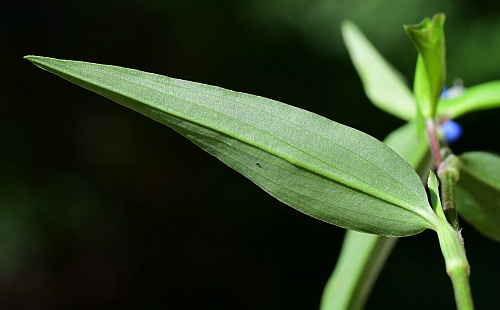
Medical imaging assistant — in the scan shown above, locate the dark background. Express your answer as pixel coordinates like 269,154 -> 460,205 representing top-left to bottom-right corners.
2,0 -> 500,309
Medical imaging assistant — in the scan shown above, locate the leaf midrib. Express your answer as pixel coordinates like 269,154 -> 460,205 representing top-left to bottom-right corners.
180,116 -> 429,228
105,67 -> 424,211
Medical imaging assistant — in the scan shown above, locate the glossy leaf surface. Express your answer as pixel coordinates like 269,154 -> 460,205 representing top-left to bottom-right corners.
26,56 -> 436,236
456,152 -> 500,242
341,21 -> 415,121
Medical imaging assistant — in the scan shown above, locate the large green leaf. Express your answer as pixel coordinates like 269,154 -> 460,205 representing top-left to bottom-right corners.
341,21 -> 415,121
456,152 -> 500,242
437,81 -> 500,119
26,56 -> 437,237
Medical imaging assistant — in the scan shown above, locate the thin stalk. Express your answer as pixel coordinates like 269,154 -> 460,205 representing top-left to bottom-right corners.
426,119 -> 442,168
433,219 -> 474,310
425,118 -> 474,308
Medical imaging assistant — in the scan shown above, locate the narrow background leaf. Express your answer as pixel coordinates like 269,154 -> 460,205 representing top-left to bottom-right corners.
341,21 -> 416,121
437,81 -> 500,119
26,56 -> 435,237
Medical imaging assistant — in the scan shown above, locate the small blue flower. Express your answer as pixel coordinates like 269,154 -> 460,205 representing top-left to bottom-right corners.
442,120 -> 463,144
441,82 -> 465,100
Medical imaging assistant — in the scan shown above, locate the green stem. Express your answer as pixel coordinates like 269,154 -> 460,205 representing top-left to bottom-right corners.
438,156 -> 461,231
433,220 -> 474,310
425,119 -> 474,308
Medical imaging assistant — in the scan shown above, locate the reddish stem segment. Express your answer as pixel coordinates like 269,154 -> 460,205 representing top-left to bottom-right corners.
426,119 -> 442,169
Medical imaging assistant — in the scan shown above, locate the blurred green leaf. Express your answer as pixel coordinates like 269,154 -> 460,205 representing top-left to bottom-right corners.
405,14 -> 446,118
437,81 -> 500,119
26,56 -> 437,237
320,230 -> 396,310
341,21 -> 416,121
456,152 -> 500,242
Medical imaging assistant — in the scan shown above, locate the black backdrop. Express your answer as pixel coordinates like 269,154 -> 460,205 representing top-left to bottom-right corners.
2,1 -> 500,309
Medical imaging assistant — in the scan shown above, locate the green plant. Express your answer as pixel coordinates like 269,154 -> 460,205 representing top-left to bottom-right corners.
25,13 -> 500,309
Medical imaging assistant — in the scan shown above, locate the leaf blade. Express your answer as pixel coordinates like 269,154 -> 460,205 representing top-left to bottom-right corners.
26,55 -> 436,236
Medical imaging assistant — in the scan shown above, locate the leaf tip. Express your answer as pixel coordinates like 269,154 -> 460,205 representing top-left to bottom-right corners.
341,19 -> 354,29
340,20 -> 359,37
24,55 -> 36,61
24,55 -> 46,66
24,55 -> 56,64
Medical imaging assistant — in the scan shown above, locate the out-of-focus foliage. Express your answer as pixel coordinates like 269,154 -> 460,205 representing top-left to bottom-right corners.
341,21 -> 416,120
